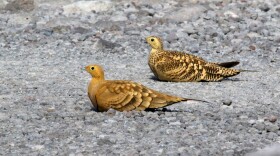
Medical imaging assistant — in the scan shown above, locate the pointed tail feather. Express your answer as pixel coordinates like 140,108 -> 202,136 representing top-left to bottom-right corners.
182,98 -> 210,103
239,69 -> 259,72
218,61 -> 240,68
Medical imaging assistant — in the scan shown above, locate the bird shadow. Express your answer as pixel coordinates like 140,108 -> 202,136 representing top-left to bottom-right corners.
149,76 -> 162,81
90,107 -> 98,112
221,78 -> 247,82
145,108 -> 190,112
91,107 -> 188,113
149,76 -> 247,82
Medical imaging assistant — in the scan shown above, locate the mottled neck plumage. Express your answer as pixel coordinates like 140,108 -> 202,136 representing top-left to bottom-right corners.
149,49 -> 165,67
155,38 -> 163,50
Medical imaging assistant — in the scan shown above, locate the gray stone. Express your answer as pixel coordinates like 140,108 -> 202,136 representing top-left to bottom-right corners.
246,32 -> 262,39
247,144 -> 280,156
165,5 -> 206,22
248,120 -> 256,125
0,112 -> 8,121
111,14 -> 128,22
62,0 -> 113,15
259,3 -> 270,12
231,39 -> 243,45
72,27 -> 91,34
5,0 -> 34,12
166,33 -> 178,43
276,6 -> 280,13
265,115 -> 278,123
77,32 -> 95,41
255,122 -> 265,131
222,100 -> 232,106
224,11 -> 240,21
265,123 -> 279,132
224,149 -> 234,156
92,38 -> 120,50
184,24 -> 197,34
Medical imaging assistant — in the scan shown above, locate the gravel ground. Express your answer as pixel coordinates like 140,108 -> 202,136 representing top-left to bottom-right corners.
0,0 -> 280,155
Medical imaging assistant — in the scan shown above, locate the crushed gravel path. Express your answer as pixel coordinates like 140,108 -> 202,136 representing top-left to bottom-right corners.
0,0 -> 280,155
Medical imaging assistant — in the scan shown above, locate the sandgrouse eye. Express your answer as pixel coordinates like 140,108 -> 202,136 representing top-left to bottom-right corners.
151,38 -> 154,42
91,67 -> 95,70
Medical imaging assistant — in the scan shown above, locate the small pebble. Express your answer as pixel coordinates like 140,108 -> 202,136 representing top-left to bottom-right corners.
249,45 -> 256,51
47,107 -> 55,112
264,115 -> 277,123
222,100 -> 232,106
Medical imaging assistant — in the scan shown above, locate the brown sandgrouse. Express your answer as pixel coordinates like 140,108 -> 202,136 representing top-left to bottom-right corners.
85,64 -> 207,112
146,36 -> 246,82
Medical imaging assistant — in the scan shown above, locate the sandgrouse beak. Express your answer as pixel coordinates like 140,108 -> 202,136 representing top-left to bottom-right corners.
85,66 -> 90,73
143,37 -> 148,44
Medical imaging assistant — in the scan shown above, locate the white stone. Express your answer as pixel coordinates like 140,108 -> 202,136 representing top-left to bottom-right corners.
7,13 -> 32,26
166,5 -> 206,22
111,14 -> 128,22
0,0 -> 8,9
0,112 -> 8,121
30,145 -> 44,150
63,0 -> 113,15
246,32 -> 261,39
224,11 -> 239,19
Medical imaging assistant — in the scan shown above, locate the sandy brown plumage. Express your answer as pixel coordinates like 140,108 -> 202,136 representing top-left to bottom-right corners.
85,64 -> 207,112
146,36 -> 245,82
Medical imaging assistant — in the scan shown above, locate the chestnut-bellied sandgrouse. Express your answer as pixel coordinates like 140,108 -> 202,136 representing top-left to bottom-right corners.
85,64 -> 208,112
146,36 -> 253,82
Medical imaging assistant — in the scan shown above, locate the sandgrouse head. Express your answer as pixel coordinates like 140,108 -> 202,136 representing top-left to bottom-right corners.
146,36 -> 163,50
85,64 -> 104,79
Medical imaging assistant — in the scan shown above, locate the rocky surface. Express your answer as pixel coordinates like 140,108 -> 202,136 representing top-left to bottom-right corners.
0,0 -> 280,155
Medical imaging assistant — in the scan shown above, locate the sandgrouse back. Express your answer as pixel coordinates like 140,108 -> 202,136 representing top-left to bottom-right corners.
146,36 -> 242,82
